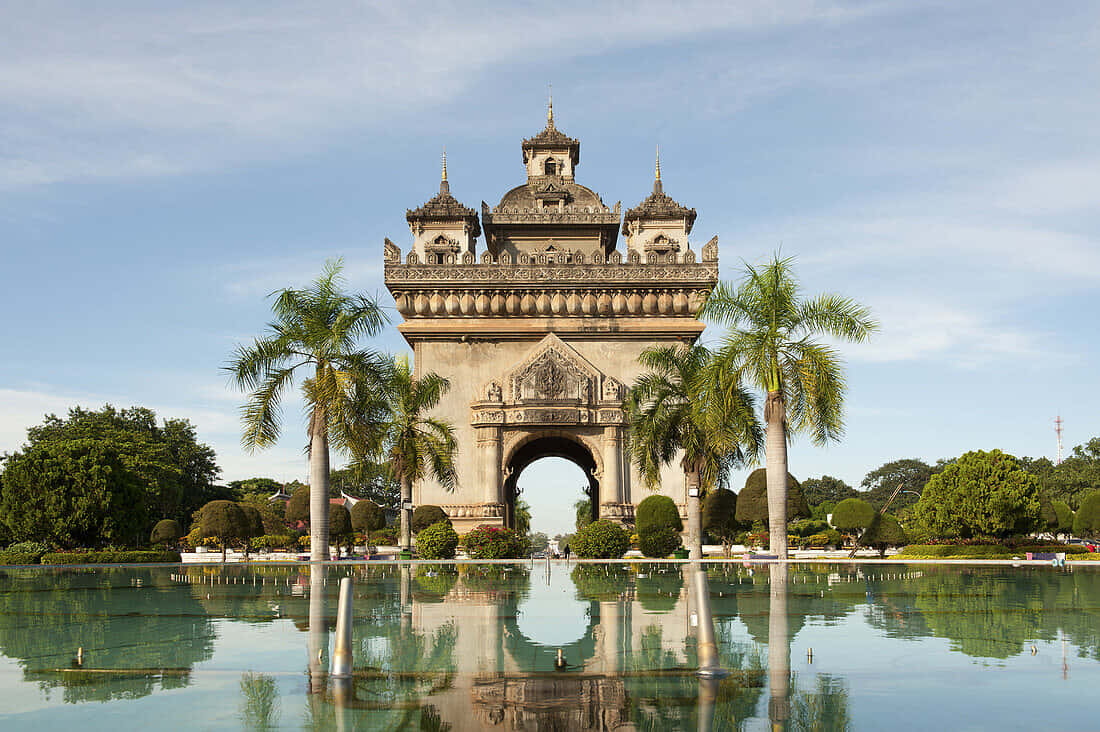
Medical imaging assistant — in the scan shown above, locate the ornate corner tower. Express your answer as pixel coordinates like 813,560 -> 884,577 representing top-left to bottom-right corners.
384,108 -> 719,533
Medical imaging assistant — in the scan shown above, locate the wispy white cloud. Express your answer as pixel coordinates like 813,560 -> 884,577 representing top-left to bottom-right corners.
0,1 -> 892,188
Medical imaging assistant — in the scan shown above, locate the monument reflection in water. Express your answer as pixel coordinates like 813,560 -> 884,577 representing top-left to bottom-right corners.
1,563 -> 1099,730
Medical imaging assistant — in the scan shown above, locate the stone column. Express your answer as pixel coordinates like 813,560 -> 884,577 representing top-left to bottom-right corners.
601,426 -> 622,513
477,426 -> 502,505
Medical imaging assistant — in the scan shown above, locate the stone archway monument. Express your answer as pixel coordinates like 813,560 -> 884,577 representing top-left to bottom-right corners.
384,103 -> 718,533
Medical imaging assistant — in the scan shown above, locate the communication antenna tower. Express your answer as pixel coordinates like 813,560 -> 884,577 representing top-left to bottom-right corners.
1055,415 -> 1064,465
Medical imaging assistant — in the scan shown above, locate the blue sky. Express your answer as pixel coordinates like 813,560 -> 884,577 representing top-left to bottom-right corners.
2,1 -> 1097,535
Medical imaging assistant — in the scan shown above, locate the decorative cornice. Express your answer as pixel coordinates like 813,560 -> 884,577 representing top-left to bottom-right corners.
385,260 -> 718,287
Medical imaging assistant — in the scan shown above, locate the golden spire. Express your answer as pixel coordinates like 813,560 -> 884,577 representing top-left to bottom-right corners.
655,146 -> 661,181
653,146 -> 663,194
547,84 -> 554,126
441,147 -> 447,182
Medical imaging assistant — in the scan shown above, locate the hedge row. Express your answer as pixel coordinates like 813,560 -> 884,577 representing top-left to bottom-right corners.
896,544 -> 1088,558
40,550 -> 183,564
0,552 -> 42,565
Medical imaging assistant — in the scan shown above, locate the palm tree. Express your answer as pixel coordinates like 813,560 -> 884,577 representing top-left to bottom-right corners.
363,354 -> 458,553
626,343 -> 761,558
701,254 -> 877,558
227,260 -> 387,561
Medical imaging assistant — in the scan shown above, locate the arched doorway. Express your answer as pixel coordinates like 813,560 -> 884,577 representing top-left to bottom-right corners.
502,434 -> 599,530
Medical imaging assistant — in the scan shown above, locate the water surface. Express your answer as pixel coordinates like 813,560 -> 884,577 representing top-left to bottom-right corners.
0,562 -> 1097,730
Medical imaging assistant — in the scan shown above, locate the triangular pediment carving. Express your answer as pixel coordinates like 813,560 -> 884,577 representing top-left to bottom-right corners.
504,334 -> 601,405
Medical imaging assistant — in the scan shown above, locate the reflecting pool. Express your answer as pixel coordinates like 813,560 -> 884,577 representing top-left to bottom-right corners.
0,562 -> 1098,730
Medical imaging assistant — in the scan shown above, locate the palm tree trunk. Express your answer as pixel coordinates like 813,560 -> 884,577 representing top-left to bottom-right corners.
768,562 -> 790,728
399,477 -> 412,552
309,410 -> 331,562
765,391 -> 789,559
686,469 -> 702,559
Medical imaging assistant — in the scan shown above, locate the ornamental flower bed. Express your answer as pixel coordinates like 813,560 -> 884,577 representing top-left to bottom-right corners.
463,525 -> 529,559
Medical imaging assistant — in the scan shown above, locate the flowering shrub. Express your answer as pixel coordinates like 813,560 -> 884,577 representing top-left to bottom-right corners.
463,525 -> 529,559
249,534 -> 298,552
746,532 -> 769,548
369,527 -> 399,546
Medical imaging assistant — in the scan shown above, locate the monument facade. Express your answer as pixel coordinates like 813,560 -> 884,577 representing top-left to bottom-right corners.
383,103 -> 718,533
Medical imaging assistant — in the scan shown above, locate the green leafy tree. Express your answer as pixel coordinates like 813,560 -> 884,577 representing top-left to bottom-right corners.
860,458 -> 940,511
227,477 -> 283,497
1022,439 -> 1100,509
514,499 -> 532,537
366,355 -> 458,552
702,488 -> 741,556
1,440 -> 148,548
800,475 -> 858,508
197,500 -> 249,561
831,498 -> 875,535
238,492 -> 285,534
627,343 -> 760,558
330,462 -> 400,509
915,450 -> 1041,540
1053,500 -> 1075,538
2,405 -> 222,535
1073,491 -> 1100,539
227,260 -> 387,561
528,531 -> 549,553
702,254 -> 877,558
735,469 -> 809,525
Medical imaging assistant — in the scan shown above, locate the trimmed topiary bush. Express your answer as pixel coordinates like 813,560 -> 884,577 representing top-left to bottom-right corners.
702,488 -> 741,554
150,519 -> 183,547
463,525 -> 529,559
831,498 -> 876,533
636,495 -> 683,534
350,499 -> 386,533
638,526 -> 682,558
735,469 -> 809,524
1073,491 -> 1100,539
416,520 -> 459,559
571,520 -> 631,559
238,505 -> 264,541
285,487 -> 310,525
197,500 -> 248,561
412,505 -> 448,534
861,514 -> 908,557
329,504 -> 353,555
